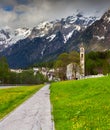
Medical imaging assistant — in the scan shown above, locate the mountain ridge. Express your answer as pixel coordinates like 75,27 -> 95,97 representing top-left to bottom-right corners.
73,9 -> 110,52
0,11 -> 100,51
0,10 -> 107,68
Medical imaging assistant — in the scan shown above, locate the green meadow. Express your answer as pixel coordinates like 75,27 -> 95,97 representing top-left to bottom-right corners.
0,85 -> 43,119
50,76 -> 110,130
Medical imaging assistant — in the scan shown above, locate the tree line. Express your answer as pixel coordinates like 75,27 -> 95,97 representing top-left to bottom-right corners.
85,51 -> 110,75
33,50 -> 110,79
0,57 -> 47,84
1,50 -> 110,84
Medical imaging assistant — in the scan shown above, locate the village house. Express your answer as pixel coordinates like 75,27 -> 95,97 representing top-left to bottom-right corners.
10,69 -> 23,73
33,67 -> 56,81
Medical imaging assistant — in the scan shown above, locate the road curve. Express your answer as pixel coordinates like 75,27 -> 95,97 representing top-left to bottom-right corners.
0,84 -> 54,130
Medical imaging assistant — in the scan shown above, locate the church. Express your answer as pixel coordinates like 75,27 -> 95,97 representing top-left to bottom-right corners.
66,43 -> 85,80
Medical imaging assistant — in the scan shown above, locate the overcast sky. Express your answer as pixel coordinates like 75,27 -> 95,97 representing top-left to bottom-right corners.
0,0 -> 110,29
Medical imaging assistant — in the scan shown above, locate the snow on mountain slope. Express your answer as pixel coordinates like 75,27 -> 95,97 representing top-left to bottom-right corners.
0,10 -> 102,52
11,28 -> 31,44
29,14 -> 99,47
64,30 -> 74,43
1,9 -> 107,68
46,34 -> 56,42
0,27 -> 31,51
79,9 -> 110,51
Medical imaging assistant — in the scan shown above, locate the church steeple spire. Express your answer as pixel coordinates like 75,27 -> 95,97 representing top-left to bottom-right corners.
80,43 -> 85,77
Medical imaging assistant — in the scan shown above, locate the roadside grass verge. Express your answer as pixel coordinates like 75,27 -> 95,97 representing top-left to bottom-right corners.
0,85 -> 43,119
50,76 -> 110,130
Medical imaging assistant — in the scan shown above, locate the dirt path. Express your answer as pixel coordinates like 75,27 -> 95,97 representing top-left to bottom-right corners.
0,84 -> 54,130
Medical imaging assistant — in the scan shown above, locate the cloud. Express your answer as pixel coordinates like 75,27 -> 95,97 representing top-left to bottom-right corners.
0,0 -> 110,28
0,8 -> 17,27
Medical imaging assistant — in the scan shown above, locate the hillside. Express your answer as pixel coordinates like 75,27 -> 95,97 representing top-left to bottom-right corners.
1,9 -> 110,68
50,76 -> 110,129
0,11 -> 99,68
68,9 -> 110,52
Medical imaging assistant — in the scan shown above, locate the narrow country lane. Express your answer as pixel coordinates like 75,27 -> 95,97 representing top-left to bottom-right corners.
0,84 -> 54,130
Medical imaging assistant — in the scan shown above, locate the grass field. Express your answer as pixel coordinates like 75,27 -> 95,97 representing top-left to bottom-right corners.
50,76 -> 110,130
0,85 -> 43,119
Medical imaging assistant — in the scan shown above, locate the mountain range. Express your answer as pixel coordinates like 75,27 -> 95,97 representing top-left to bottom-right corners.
0,9 -> 109,68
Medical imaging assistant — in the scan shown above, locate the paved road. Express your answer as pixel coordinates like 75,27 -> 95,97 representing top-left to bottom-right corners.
0,84 -> 54,130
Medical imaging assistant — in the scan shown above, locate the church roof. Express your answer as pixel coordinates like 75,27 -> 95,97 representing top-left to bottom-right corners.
80,43 -> 84,48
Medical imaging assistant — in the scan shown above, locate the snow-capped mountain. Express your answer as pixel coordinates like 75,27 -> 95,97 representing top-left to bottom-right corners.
0,10 -> 104,68
0,11 -> 99,52
0,27 -> 31,51
30,13 -> 99,42
71,9 -> 110,52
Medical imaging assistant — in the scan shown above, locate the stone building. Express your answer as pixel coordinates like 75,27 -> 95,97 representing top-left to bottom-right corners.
66,43 -> 85,80
66,63 -> 80,80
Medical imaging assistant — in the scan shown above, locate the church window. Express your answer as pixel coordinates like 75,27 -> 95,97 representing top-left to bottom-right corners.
81,54 -> 83,59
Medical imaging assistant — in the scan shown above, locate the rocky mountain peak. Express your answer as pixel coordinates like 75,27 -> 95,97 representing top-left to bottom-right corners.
75,9 -> 110,52
102,9 -> 110,21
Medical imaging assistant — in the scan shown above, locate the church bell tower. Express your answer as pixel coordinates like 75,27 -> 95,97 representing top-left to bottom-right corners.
80,43 -> 85,77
